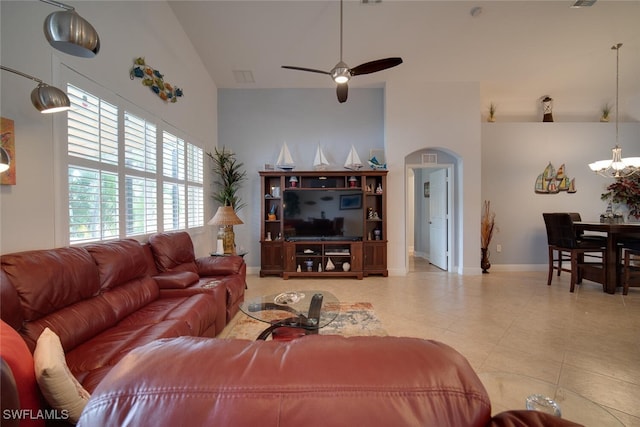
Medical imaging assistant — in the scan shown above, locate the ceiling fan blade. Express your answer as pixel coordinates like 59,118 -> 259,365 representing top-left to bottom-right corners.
350,57 -> 403,76
337,83 -> 348,103
281,66 -> 331,75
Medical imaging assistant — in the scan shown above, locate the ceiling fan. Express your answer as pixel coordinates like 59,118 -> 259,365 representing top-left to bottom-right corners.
282,0 -> 402,103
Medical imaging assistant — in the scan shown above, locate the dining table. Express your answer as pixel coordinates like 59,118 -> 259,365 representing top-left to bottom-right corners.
574,221 -> 640,294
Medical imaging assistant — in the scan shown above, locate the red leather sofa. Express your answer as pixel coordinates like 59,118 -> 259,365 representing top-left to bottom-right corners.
147,231 -> 246,324
77,335 -> 581,427
0,232 -> 245,397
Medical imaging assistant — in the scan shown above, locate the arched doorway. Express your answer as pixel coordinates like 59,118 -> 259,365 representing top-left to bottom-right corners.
405,148 -> 461,273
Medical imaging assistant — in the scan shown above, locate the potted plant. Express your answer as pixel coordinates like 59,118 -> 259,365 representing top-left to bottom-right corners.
601,104 -> 611,122
600,174 -> 640,221
207,147 -> 247,253
207,146 -> 247,210
488,103 -> 497,123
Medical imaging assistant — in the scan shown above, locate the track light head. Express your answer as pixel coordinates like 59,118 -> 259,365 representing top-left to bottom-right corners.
43,9 -> 100,58
30,83 -> 71,113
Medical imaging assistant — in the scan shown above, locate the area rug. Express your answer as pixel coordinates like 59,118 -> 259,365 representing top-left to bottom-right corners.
222,302 -> 387,340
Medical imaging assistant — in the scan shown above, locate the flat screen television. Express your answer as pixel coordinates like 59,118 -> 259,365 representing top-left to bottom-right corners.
283,190 -> 363,241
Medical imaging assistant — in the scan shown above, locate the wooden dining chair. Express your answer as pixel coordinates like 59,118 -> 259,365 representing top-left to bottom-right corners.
622,243 -> 640,295
542,213 -> 607,292
547,213 -> 606,280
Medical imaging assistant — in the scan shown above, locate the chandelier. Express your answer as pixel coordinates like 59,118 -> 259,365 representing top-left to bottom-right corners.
588,43 -> 640,178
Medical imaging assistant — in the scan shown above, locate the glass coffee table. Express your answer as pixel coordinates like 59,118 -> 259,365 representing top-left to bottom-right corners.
240,290 -> 340,340
478,372 -> 623,426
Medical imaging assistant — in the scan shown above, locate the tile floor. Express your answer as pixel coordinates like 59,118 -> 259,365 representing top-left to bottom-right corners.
235,257 -> 640,426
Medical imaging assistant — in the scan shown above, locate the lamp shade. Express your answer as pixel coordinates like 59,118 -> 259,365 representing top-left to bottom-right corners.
30,83 -> 71,113
44,10 -> 100,58
207,206 -> 244,226
0,147 -> 10,173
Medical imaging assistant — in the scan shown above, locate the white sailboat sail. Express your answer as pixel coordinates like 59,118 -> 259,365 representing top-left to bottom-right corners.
344,145 -> 363,170
276,142 -> 295,170
313,144 -> 329,170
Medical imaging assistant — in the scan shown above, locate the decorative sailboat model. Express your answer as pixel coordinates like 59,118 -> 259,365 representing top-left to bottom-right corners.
534,162 -> 577,194
344,145 -> 363,171
313,144 -> 329,170
276,142 -> 295,170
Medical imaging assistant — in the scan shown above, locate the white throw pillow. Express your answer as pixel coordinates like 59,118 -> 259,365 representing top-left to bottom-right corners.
33,327 -> 90,424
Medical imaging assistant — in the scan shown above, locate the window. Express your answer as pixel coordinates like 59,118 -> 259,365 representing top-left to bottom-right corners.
187,144 -> 204,228
66,84 -> 204,244
161,132 -> 205,230
124,113 -> 157,236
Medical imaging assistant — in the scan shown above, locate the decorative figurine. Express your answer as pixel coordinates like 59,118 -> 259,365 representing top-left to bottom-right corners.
541,96 -> 553,122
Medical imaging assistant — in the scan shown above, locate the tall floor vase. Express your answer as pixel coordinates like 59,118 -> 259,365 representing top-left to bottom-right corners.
481,248 -> 491,273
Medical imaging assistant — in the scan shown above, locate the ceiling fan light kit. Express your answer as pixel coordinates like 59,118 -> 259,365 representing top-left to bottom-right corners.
332,62 -> 351,84
282,0 -> 402,103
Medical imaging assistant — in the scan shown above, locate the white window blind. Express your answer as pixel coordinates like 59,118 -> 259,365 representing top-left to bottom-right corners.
125,175 -> 157,235
125,113 -> 157,173
163,183 -> 185,231
187,144 -> 204,228
67,84 -> 120,243
124,112 -> 158,236
162,131 -> 185,231
66,83 -> 204,244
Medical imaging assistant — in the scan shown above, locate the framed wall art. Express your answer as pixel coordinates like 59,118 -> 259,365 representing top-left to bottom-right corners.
339,194 -> 362,210
1,117 -> 16,185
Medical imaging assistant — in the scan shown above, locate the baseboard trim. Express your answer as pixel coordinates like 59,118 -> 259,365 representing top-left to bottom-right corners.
248,264 -> 548,277
489,264 -> 548,272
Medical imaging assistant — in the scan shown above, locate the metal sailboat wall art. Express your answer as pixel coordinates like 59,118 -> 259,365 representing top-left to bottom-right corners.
534,162 -> 576,194
276,142 -> 295,170
344,145 -> 363,171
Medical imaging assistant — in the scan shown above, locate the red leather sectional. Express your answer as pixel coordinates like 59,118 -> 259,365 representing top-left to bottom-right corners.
78,335 -> 582,427
0,232 -> 245,393
0,233 -> 582,426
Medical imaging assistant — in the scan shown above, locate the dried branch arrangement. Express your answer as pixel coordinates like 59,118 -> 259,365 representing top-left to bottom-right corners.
481,200 -> 496,250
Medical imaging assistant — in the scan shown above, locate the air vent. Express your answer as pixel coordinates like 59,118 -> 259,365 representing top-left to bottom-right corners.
422,154 -> 437,164
232,70 -> 255,84
570,0 -> 596,8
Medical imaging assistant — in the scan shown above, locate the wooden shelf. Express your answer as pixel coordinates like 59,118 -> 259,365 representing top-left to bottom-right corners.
259,170 -> 388,278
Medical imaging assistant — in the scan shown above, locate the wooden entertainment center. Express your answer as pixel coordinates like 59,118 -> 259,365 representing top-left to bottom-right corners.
260,170 -> 388,279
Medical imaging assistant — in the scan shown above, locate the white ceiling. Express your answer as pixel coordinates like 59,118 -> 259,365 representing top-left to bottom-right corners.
168,0 -> 640,118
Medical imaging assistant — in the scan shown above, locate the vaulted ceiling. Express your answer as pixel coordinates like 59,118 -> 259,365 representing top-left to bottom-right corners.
168,0 -> 640,118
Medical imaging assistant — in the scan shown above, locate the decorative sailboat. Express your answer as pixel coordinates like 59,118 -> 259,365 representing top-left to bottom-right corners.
534,161 -> 577,194
313,144 -> 329,170
344,145 -> 363,171
276,142 -> 295,170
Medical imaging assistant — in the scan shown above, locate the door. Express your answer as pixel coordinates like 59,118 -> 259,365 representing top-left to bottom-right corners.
429,169 -> 448,270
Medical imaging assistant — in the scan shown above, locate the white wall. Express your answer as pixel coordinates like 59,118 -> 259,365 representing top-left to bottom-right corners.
2,1 -> 638,273
386,80 -> 482,275
482,122 -> 640,268
0,1 -> 218,255
218,88 -> 384,270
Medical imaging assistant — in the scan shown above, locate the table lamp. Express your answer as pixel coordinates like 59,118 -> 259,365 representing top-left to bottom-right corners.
208,206 -> 243,255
